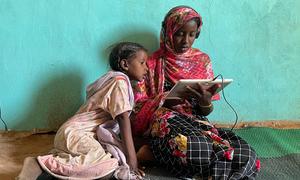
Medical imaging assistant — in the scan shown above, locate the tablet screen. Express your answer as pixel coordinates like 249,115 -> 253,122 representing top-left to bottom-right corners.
166,79 -> 233,99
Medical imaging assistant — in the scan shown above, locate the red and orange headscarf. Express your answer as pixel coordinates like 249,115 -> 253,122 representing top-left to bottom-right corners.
161,6 -> 202,53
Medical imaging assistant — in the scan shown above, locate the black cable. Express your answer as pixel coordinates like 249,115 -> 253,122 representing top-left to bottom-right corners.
0,107 -> 8,131
213,74 -> 238,130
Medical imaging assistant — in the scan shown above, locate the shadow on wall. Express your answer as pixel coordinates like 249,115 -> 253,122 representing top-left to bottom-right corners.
15,70 -> 84,131
13,29 -> 159,131
99,28 -> 159,66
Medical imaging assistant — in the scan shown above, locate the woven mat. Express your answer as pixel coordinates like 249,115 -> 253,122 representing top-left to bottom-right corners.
257,154 -> 300,180
1,127 -> 299,179
233,127 -> 300,158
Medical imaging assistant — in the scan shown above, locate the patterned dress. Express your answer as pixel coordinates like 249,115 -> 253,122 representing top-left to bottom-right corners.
149,80 -> 259,179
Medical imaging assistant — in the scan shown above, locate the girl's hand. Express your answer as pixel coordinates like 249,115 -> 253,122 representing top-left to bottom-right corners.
128,158 -> 145,179
163,97 -> 185,108
183,83 -> 219,116
185,83 -> 219,105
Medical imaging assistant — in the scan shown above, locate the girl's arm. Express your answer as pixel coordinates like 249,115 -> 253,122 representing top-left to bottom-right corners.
116,111 -> 145,177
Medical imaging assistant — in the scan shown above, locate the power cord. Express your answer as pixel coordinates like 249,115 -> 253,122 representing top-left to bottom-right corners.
213,74 -> 238,130
0,107 -> 8,131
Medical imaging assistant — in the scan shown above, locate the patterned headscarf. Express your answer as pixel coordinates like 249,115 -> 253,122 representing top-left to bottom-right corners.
161,6 -> 202,52
144,6 -> 219,97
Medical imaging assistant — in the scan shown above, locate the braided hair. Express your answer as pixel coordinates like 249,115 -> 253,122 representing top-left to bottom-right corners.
109,42 -> 147,71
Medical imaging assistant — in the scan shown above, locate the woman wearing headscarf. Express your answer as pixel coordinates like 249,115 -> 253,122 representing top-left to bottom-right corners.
131,6 -> 260,179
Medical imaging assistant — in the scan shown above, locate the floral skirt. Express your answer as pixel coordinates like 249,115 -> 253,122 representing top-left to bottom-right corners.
150,108 -> 259,179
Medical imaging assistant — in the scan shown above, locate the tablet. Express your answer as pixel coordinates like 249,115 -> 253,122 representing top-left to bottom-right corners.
165,79 -> 233,99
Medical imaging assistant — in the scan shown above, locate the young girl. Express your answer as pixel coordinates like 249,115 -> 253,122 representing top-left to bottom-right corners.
37,42 -> 148,179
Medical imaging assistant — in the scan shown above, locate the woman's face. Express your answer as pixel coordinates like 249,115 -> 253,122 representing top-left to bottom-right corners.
173,19 -> 198,54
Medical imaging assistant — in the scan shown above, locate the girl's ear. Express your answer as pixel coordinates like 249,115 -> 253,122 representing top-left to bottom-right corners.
119,59 -> 129,71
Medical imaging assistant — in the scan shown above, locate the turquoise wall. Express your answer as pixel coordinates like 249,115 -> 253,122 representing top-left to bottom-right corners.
1,0 -> 299,130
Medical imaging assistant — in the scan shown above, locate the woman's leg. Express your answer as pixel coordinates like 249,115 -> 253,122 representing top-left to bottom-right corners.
217,130 -> 259,179
150,111 -> 214,178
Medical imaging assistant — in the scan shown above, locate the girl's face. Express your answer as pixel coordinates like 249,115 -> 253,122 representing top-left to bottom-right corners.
173,19 -> 198,54
126,50 -> 148,81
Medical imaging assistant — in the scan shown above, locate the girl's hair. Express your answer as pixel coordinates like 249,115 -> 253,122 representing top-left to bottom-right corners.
109,42 -> 147,71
